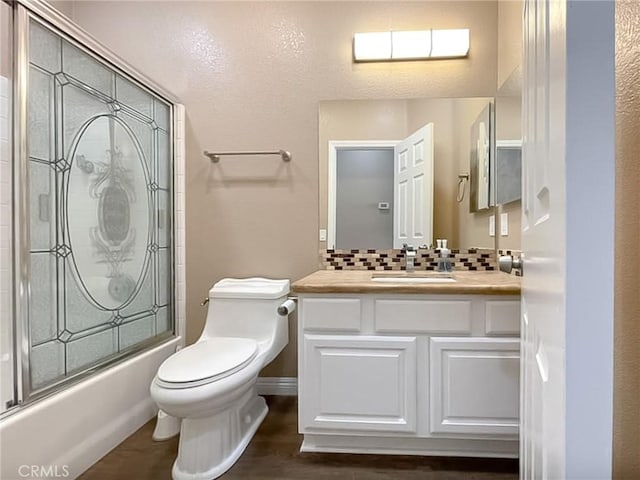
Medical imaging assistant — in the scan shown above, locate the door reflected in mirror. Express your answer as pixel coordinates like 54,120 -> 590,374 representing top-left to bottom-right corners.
319,98 -> 495,251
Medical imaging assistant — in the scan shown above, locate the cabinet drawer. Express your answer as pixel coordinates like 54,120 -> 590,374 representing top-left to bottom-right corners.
485,301 -> 520,335
300,334 -> 417,433
302,297 -> 361,331
374,299 -> 472,334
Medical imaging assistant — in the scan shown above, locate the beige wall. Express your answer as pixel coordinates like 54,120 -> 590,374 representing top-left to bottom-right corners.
497,0 -> 523,91
495,95 -> 521,140
68,1 -> 498,376
614,2 -> 640,478
495,95 -> 521,250
48,1 -> 74,18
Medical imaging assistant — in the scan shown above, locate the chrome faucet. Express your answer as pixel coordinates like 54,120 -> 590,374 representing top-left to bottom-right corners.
402,244 -> 417,272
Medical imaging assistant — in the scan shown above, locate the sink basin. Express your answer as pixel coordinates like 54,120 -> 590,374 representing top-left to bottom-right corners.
371,273 -> 456,283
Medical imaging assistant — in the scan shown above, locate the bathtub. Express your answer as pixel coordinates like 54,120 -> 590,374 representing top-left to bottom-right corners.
0,337 -> 181,479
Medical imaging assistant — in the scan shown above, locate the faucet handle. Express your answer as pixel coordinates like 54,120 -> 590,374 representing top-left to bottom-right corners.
402,243 -> 415,252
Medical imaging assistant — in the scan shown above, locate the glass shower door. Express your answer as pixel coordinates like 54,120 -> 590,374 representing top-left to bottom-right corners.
22,15 -> 174,396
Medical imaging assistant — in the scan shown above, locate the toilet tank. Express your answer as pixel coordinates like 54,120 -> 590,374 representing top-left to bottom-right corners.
201,278 -> 290,343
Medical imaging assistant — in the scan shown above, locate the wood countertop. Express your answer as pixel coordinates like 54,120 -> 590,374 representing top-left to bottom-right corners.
291,270 -> 521,295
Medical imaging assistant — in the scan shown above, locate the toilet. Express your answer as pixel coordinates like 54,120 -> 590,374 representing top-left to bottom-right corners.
150,277 -> 291,480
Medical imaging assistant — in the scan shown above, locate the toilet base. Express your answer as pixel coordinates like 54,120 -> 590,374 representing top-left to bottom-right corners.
172,394 -> 268,480
152,409 -> 181,441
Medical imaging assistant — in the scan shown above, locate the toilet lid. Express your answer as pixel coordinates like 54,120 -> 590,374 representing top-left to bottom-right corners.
157,338 -> 258,385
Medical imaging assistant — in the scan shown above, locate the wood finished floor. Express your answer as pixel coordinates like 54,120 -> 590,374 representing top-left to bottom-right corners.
79,396 -> 518,480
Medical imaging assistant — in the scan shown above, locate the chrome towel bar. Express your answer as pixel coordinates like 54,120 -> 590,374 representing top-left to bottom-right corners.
204,150 -> 292,163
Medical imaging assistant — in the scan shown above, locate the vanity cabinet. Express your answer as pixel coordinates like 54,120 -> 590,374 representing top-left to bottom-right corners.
297,293 -> 520,458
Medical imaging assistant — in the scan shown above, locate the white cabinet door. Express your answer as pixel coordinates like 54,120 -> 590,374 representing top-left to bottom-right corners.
430,337 -> 519,437
300,334 -> 417,433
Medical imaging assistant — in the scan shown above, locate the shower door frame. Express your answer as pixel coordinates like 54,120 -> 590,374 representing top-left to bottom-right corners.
10,0 -> 181,408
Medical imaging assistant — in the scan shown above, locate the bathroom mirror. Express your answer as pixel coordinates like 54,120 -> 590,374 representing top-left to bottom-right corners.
319,97 -> 496,251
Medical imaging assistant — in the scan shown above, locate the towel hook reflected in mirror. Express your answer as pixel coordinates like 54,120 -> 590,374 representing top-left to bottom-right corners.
456,173 -> 469,203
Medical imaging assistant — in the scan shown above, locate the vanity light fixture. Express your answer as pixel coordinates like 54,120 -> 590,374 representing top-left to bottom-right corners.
353,29 -> 469,62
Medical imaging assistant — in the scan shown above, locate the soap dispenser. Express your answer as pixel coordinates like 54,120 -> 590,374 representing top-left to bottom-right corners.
439,239 -> 452,273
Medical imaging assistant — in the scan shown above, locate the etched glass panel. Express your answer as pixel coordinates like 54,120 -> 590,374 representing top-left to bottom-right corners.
62,41 -> 114,97
156,306 -> 170,334
119,315 -> 155,350
31,341 -> 64,390
117,110 -> 153,173
116,75 -> 152,118
29,20 -> 61,73
66,328 -> 117,373
28,66 -> 53,161
65,261 -> 112,333
158,248 -> 170,307
157,130 -> 170,189
154,98 -> 170,131
61,82 -> 110,160
29,161 -> 55,250
120,262 -> 154,318
67,116 -> 150,310
29,253 -> 57,345
157,190 -> 170,247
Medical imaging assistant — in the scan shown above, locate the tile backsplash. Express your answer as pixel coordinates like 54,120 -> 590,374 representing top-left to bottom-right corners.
320,248 -> 497,271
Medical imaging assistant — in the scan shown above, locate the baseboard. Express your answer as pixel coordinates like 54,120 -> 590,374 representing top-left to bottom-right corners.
256,377 -> 298,396
301,434 -> 519,458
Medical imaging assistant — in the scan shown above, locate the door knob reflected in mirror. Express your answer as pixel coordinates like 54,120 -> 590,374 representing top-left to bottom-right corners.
499,255 -> 523,275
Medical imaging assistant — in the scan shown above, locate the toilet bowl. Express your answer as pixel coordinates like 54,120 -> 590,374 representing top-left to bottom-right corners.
150,278 -> 291,480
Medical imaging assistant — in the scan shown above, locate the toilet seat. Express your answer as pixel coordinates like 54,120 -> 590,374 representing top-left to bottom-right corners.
156,338 -> 258,389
